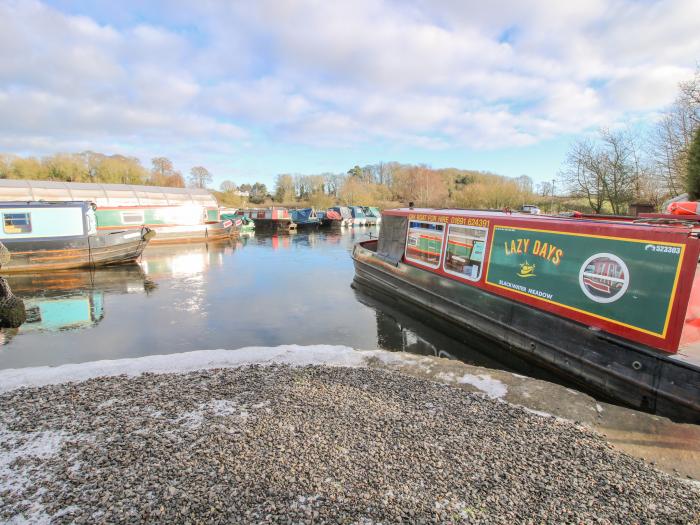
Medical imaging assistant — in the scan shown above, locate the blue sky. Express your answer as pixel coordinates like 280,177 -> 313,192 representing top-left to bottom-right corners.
1,0 -> 699,189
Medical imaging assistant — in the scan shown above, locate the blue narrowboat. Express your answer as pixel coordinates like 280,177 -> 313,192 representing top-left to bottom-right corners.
0,201 -> 154,272
290,208 -> 321,228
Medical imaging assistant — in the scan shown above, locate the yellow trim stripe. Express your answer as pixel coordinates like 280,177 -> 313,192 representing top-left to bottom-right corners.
485,225 -> 686,339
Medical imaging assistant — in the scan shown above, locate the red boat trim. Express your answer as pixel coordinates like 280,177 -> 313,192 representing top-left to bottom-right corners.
383,208 -> 700,353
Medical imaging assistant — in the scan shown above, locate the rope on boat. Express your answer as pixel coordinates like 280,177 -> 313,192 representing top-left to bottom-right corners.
88,235 -> 94,267
0,242 -> 25,328
632,217 -> 697,228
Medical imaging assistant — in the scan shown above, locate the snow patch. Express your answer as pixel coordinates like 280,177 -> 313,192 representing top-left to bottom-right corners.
0,426 -> 68,491
456,373 -> 508,399
0,345 -> 375,394
0,425 -> 71,523
522,407 -> 553,418
434,371 -> 457,383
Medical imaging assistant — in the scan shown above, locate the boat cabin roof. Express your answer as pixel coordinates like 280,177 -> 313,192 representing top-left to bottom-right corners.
0,179 -> 217,208
384,207 -> 699,236
0,201 -> 90,211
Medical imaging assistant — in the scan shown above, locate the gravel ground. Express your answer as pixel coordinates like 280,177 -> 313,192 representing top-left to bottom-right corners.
1,365 -> 699,524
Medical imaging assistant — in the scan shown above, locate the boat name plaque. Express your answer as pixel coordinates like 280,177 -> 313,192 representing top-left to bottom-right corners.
485,226 -> 684,338
408,213 -> 489,228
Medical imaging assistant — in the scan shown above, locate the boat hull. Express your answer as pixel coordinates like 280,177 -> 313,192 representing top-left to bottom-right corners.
99,221 -> 233,244
1,229 -> 152,272
295,220 -> 321,228
253,219 -> 297,232
321,218 -> 351,229
352,240 -> 700,423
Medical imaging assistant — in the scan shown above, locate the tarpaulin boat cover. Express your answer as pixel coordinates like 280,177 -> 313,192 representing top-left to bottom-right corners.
365,207 -> 381,218
331,207 -> 352,220
291,208 -> 317,223
377,214 -> 408,265
325,210 -> 342,220
350,206 -> 366,218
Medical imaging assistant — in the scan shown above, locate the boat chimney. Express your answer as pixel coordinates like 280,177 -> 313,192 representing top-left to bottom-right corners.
408,201 -> 414,209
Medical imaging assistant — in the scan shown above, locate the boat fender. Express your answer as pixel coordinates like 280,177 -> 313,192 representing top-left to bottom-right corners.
0,242 -> 9,266
142,228 -> 157,241
0,278 -> 26,328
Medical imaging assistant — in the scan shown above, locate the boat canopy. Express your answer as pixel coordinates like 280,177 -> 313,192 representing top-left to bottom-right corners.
376,214 -> 408,265
291,208 -> 318,223
349,206 -> 366,218
330,206 -> 352,220
0,179 -> 218,208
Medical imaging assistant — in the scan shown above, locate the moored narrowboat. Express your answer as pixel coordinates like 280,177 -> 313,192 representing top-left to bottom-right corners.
236,208 -> 297,232
220,209 -> 255,234
95,205 -> 233,244
364,206 -> 382,225
349,206 -> 367,226
290,208 -> 321,228
0,201 -> 154,272
326,206 -> 353,228
352,207 -> 700,422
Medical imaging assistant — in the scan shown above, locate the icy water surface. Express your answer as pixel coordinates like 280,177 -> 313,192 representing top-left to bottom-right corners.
0,226 -> 535,371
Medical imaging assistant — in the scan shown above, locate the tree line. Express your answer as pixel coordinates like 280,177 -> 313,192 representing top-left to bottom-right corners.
560,68 -> 700,214
0,152 -> 214,190
212,164 -> 542,210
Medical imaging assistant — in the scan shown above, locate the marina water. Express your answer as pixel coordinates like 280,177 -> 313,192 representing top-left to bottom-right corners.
0,227 -> 516,371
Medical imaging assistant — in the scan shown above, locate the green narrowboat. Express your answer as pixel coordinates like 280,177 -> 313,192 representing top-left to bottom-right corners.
95,205 -> 233,243
220,209 -> 255,234
353,207 -> 700,422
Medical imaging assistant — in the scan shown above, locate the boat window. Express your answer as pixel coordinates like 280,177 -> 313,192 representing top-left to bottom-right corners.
2,212 -> 32,234
121,211 -> 145,225
443,224 -> 488,281
405,221 -> 445,268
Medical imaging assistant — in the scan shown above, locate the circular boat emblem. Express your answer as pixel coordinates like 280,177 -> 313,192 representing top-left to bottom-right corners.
578,253 -> 629,303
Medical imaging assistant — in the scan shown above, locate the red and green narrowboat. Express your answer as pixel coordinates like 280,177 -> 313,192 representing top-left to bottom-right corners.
95,205 -> 233,244
352,208 -> 700,422
236,208 -> 297,232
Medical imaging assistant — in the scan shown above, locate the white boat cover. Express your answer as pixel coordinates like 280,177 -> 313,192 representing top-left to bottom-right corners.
0,179 -> 217,208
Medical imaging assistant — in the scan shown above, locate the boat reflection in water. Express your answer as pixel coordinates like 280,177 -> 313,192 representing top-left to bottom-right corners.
23,292 -> 104,333
3,263 -> 154,338
353,280 -> 571,387
140,241 -> 234,278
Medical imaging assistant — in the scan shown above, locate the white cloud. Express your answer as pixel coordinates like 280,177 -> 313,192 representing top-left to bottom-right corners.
0,0 -> 698,179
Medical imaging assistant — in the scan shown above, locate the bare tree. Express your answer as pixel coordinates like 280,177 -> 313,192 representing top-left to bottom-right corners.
560,139 -> 606,213
220,180 -> 237,193
323,173 -> 345,197
274,174 -> 295,202
650,68 -> 700,196
151,157 -> 174,178
599,129 -> 636,214
515,175 -> 533,194
188,166 -> 212,189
